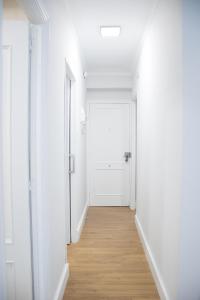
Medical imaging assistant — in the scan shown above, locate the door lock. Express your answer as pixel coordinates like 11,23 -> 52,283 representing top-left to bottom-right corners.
124,152 -> 132,162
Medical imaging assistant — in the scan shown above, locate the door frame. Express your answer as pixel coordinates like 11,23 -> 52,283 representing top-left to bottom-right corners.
64,59 -> 75,244
86,100 -> 136,209
29,24 -> 46,300
17,2 -> 49,298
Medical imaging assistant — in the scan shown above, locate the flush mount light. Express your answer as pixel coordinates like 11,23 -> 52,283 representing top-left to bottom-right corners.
100,26 -> 121,38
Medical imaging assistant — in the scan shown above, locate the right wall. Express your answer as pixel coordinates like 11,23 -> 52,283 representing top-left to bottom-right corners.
136,0 -> 182,299
136,0 -> 200,299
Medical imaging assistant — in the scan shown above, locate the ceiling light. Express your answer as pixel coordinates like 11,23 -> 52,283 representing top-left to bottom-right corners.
100,26 -> 121,38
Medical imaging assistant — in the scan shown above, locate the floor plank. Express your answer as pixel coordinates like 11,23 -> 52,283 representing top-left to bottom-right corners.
64,207 -> 160,300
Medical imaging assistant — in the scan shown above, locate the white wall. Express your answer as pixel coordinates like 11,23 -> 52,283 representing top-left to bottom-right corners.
86,73 -> 133,89
179,1 -> 200,299
37,0 -> 86,298
86,73 -> 134,102
87,89 -> 133,102
136,0 -> 182,299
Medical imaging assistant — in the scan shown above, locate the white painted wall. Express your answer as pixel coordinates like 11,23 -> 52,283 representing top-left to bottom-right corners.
179,1 -> 200,299
35,0 -> 86,298
136,0 -> 182,299
86,73 -> 133,89
86,73 -> 134,102
87,89 -> 133,102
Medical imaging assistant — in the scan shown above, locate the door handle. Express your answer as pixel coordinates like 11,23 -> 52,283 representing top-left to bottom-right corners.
124,152 -> 132,162
69,154 -> 75,174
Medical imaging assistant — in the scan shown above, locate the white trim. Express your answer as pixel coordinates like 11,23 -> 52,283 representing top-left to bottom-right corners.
129,101 -> 136,209
53,264 -> 69,300
65,60 -> 76,82
64,63 -> 71,245
135,215 -> 170,300
86,103 -> 90,207
64,59 -> 76,245
72,201 -> 88,243
87,99 -> 133,104
87,72 -> 133,77
29,24 -> 44,300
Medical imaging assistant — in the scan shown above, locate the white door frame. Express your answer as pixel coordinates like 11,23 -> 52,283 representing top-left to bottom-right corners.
18,1 -> 49,298
86,100 -> 136,209
64,60 -> 75,244
29,24 -> 45,300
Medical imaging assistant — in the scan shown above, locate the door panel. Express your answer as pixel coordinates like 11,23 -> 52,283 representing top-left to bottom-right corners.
3,21 -> 33,300
89,103 -> 131,206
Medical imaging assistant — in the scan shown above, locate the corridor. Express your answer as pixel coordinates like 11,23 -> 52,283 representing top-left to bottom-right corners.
64,208 -> 159,300
1,0 -> 200,299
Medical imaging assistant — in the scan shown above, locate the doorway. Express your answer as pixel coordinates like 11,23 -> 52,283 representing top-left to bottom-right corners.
87,102 -> 135,207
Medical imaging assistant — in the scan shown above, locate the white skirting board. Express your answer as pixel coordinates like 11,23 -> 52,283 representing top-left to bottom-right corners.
54,264 -> 69,300
135,215 -> 170,300
72,201 -> 89,243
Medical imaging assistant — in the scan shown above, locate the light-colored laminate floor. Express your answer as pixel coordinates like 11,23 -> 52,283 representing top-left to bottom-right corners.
64,207 -> 160,300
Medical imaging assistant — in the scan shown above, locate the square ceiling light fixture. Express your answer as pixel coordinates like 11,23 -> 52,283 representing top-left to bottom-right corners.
100,26 -> 121,38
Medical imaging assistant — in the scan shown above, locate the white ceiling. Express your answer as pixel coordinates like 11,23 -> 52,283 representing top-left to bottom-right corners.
69,0 -> 156,74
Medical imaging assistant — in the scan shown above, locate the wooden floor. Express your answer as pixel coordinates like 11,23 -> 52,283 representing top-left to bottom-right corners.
64,207 -> 159,300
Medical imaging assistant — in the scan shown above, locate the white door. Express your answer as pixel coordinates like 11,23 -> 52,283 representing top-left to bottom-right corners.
88,103 -> 132,206
2,21 -> 33,299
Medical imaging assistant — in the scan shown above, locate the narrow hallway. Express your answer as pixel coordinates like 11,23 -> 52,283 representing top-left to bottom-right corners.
64,208 -> 159,300
1,1 -> 200,299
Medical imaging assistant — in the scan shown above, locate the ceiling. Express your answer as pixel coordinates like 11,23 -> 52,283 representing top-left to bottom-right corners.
69,0 -> 156,74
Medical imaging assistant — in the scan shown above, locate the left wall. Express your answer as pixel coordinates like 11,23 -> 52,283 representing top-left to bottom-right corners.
37,0 -> 86,298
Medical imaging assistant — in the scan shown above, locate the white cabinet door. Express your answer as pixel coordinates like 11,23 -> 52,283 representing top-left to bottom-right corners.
3,21 -> 33,300
88,103 -> 132,206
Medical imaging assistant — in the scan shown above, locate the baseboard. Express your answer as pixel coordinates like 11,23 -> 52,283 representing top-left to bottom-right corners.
72,201 -> 88,243
135,215 -> 170,300
54,264 -> 69,300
